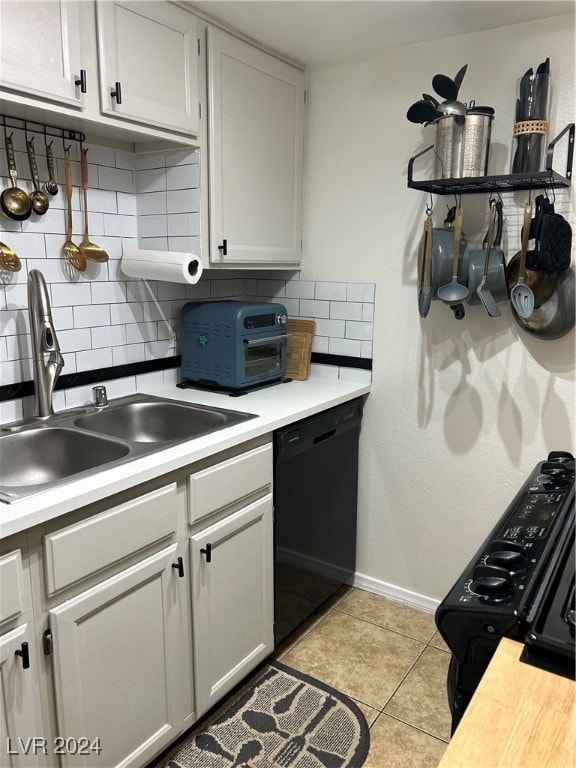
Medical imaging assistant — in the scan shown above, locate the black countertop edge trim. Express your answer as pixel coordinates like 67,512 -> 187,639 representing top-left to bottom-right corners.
0,357 -> 181,403
310,353 -> 372,370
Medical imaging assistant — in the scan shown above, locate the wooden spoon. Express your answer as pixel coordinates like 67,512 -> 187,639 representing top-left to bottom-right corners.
79,149 -> 108,262
62,150 -> 86,272
0,241 -> 22,272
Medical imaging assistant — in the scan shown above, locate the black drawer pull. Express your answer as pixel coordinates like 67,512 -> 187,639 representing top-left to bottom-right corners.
218,239 -> 227,256
75,69 -> 87,93
200,543 -> 212,563
111,81 -> 122,104
15,641 -> 30,669
171,557 -> 184,578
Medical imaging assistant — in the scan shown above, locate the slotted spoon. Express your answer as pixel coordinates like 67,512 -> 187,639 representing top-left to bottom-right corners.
0,241 -> 22,272
62,150 -> 86,272
510,201 -> 535,319
79,149 -> 109,263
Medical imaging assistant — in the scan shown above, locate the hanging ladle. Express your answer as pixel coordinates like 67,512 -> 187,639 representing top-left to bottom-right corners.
437,202 -> 469,304
476,199 -> 501,317
510,200 -> 535,318
1,134 -> 31,221
79,148 -> 109,262
26,138 -> 50,216
62,149 -> 86,272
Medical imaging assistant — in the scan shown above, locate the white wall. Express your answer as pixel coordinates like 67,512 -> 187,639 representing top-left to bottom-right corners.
302,14 -> 575,605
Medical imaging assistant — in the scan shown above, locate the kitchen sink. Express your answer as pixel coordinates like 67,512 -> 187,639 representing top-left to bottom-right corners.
0,428 -> 130,501
75,399 -> 234,443
0,394 -> 257,503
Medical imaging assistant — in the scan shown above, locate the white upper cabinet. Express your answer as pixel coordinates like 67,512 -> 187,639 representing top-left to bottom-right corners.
207,27 -> 305,268
0,1 -> 84,108
95,1 -> 199,136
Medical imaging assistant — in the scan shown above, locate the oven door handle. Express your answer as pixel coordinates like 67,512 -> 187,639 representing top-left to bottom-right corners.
243,334 -> 291,346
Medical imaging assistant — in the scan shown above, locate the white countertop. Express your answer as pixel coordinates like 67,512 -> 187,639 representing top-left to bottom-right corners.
0,376 -> 370,539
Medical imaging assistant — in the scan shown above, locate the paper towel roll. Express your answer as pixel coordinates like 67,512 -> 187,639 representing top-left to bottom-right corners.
121,250 -> 203,284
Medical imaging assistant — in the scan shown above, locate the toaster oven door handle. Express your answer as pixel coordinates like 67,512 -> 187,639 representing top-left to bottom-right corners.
244,334 -> 291,346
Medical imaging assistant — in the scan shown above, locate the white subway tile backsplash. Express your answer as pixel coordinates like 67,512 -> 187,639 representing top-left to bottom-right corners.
76,347 -> 113,371
167,212 -> 200,237
346,320 -> 373,341
73,304 -> 111,328
300,299 -> 330,318
1,134 -> 374,400
110,302 -> 144,324
91,324 -> 126,348
138,192 -> 168,216
136,370 -> 164,389
98,166 -> 134,194
139,214 -> 168,238
315,318 -> 346,337
50,282 -> 92,307
166,163 -> 200,190
104,214 -> 137,238
167,188 -> 200,214
347,283 -> 376,302
105,375 -> 138,397
58,328 -> 92,352
315,282 -> 347,301
125,321 -> 158,344
112,343 -> 146,365
330,301 -> 363,321
286,280 -> 315,299
329,337 -> 362,356
91,281 -> 127,304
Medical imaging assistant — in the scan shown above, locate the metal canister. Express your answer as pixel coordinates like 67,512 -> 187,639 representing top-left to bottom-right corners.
461,107 -> 494,177
434,115 -> 464,178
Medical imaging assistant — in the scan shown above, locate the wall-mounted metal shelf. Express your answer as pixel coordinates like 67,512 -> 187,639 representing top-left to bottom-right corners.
407,122 -> 574,196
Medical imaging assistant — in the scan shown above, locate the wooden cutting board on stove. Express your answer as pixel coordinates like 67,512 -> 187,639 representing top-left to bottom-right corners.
286,319 -> 316,380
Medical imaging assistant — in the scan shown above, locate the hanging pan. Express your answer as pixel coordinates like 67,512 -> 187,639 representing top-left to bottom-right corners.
511,266 -> 574,340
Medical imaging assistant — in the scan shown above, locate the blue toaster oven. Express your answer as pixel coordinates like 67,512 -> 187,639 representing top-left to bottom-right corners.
180,301 -> 289,391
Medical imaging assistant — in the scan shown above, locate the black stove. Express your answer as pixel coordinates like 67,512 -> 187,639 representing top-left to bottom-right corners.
435,451 -> 575,733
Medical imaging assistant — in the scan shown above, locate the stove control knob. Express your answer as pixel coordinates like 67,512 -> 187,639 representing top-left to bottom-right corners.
541,462 -> 568,477
487,540 -> 528,572
471,565 -> 514,598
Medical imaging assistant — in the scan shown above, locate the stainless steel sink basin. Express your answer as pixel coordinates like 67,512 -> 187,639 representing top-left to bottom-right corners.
0,428 -> 130,501
0,394 -> 257,503
75,400 -> 235,443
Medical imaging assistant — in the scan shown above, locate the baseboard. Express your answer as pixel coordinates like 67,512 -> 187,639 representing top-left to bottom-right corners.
352,572 -> 440,614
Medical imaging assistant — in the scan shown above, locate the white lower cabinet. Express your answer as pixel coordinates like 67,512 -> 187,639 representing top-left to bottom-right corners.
4,438 -> 274,767
48,544 -> 186,768
190,494 -> 274,716
0,545 -> 48,768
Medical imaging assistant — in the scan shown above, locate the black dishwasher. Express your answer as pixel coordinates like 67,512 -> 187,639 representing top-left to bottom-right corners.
273,398 -> 363,645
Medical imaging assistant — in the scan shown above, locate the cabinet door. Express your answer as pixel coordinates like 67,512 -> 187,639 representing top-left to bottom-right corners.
49,545 -> 185,768
191,495 -> 274,716
96,1 -> 199,135
0,625 -> 46,768
207,28 -> 305,267
0,1 -> 84,108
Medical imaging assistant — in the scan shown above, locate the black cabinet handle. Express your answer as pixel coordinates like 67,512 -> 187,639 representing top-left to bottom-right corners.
218,239 -> 227,256
15,641 -> 30,669
171,556 -> 184,578
75,69 -> 87,93
200,543 -> 212,563
111,82 -> 122,104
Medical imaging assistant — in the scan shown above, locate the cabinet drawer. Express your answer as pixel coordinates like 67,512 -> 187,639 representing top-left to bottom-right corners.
44,483 -> 178,595
188,444 -> 272,523
0,550 -> 25,625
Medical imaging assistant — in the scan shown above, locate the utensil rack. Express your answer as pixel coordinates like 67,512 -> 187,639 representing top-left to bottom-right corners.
407,122 -> 574,195
0,113 -> 85,146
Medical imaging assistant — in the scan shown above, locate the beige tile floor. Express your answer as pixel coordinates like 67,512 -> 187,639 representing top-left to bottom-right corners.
273,586 -> 452,768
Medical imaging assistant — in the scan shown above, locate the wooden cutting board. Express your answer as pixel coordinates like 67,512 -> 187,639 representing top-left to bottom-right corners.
286,319 -> 316,380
